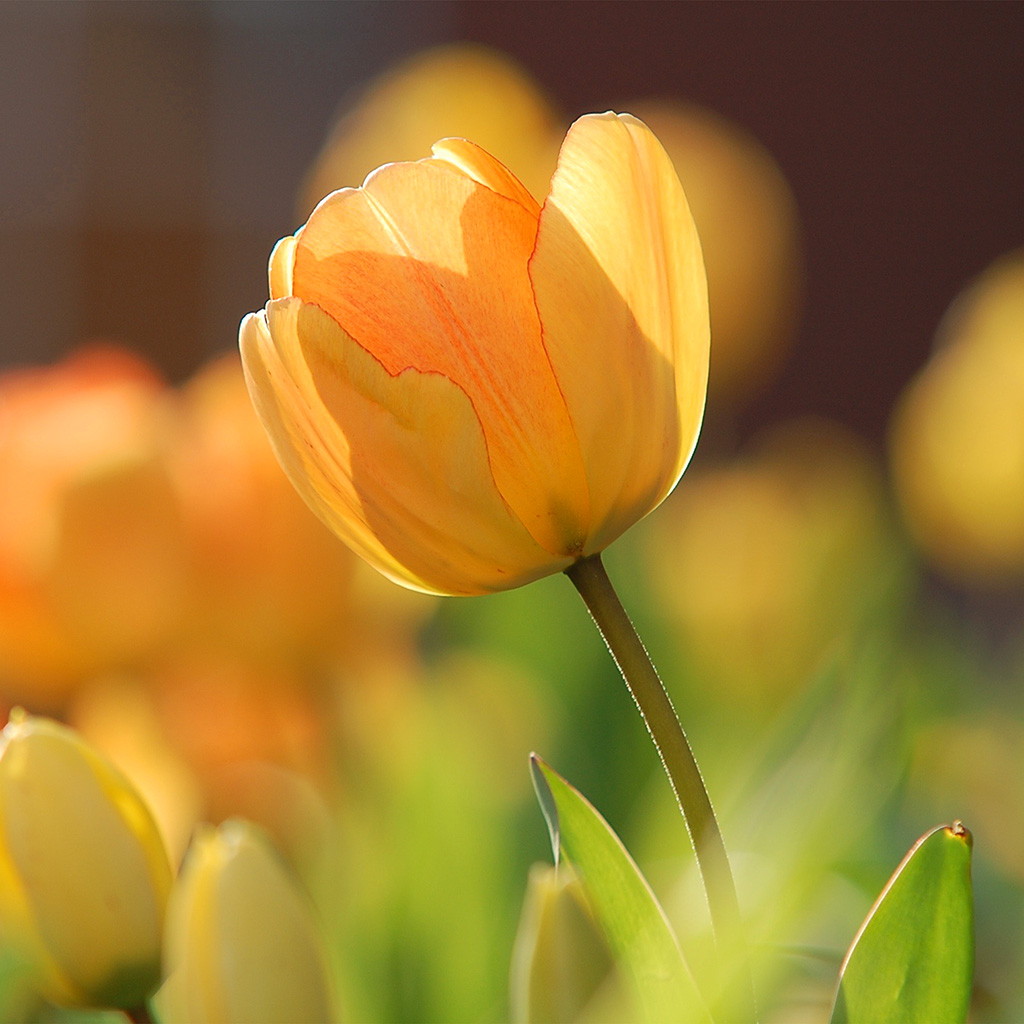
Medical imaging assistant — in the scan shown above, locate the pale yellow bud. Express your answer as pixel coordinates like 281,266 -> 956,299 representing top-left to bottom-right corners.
161,819 -> 336,1024
0,709 -> 172,1009
510,863 -> 617,1024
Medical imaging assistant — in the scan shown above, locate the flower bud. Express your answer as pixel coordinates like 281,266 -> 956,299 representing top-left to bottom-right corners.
0,710 -> 172,1009
510,863 -> 616,1024
161,819 -> 336,1024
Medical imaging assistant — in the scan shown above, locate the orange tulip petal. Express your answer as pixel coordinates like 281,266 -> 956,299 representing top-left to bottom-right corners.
240,299 -> 564,595
428,138 -> 541,217
240,309 -> 413,589
291,157 -> 590,556
531,113 -> 710,552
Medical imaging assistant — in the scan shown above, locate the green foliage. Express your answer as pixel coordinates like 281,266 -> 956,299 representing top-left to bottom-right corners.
831,823 -> 975,1024
530,755 -> 710,1024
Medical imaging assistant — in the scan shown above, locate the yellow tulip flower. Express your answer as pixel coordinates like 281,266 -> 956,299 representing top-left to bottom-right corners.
161,819 -> 336,1024
890,249 -> 1024,585
0,710 -> 171,1010
241,112 -> 709,596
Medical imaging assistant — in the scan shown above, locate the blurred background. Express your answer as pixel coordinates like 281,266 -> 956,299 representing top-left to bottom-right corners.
3,2 -> 1022,439
1,2 -> 1023,1022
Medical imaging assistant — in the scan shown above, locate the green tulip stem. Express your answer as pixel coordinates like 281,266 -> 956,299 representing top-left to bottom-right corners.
566,553 -> 756,1022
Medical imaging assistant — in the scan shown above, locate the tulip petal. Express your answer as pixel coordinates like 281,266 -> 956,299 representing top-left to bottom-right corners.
531,112 -> 710,552
290,157 -> 590,556
428,138 -> 541,217
241,299 -> 567,595
268,235 -> 297,300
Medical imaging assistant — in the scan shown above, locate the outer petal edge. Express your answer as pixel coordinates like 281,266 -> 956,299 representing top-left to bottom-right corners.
240,301 -> 567,595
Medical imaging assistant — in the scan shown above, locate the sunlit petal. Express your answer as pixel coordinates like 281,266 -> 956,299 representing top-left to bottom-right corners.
531,112 -> 709,552
241,300 -> 565,595
268,235 -> 297,300
291,158 -> 590,555
429,138 -> 541,216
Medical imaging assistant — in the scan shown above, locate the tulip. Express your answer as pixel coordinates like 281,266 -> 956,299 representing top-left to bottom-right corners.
0,710 -> 171,1009
241,111 -> 709,596
161,819 -> 336,1024
241,113 -> 753,1018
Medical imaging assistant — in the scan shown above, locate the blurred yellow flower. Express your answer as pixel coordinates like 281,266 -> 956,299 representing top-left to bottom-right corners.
161,819 -> 336,1024
629,101 -> 802,404
299,43 -> 562,218
890,249 -> 1024,585
241,112 -> 709,595
649,419 -> 899,702
70,676 -> 202,866
0,710 -> 171,1009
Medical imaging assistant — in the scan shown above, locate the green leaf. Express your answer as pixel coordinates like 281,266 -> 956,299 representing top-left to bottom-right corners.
530,755 -> 710,1024
830,822 -> 974,1024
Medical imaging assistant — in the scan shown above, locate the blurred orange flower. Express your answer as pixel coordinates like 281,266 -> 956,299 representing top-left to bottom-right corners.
169,353 -> 358,666
241,112 -> 709,595
0,347 -> 185,707
70,656 -> 335,867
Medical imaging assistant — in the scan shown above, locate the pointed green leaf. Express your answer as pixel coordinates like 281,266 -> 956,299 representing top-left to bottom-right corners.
532,757 -> 561,867
530,755 -> 710,1023
830,822 -> 974,1024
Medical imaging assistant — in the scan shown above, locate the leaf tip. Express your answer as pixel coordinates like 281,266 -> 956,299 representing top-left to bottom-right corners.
529,753 -> 560,867
946,820 -> 972,848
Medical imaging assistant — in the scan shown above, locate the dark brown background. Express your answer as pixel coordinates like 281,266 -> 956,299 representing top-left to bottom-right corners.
2,1 -> 1022,445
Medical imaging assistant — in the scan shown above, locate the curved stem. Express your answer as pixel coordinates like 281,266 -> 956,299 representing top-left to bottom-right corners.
566,553 -> 756,1022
